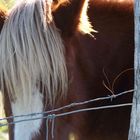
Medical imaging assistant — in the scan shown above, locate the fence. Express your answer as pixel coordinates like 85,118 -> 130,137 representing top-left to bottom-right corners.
128,1 -> 140,140
0,89 -> 134,140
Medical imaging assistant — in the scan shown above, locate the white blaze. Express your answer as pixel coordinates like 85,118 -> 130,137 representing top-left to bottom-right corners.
11,89 -> 43,140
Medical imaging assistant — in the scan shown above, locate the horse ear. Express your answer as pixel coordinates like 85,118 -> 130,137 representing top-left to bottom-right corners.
52,0 -> 94,37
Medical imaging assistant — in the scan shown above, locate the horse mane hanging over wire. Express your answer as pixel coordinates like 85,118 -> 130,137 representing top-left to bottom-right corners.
0,0 -> 68,105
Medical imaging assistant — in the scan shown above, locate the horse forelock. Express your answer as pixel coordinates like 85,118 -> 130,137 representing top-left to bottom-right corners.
0,0 -> 68,105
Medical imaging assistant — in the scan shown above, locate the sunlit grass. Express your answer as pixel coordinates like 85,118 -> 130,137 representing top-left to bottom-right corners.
0,122 -> 8,140
0,0 -> 15,10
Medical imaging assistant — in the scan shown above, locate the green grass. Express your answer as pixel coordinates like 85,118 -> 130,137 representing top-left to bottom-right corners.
0,123 -> 8,133
0,114 -> 8,140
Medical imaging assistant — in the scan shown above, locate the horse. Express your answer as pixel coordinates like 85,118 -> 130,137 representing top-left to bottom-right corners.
0,0 -> 134,140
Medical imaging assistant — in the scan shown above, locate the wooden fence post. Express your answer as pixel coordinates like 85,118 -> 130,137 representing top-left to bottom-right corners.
128,0 -> 140,140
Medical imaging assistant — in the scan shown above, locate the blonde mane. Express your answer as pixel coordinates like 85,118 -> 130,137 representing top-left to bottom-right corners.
0,0 -> 68,105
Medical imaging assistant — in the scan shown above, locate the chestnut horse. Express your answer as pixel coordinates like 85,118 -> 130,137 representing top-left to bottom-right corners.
0,0 -> 134,140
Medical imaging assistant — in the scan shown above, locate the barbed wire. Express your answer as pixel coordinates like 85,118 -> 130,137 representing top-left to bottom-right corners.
0,89 -> 134,122
0,103 -> 133,140
0,103 -> 133,126
0,89 -> 134,127
0,89 -> 134,140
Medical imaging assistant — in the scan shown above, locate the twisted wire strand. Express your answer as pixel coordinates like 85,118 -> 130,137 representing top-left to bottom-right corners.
0,89 -> 134,122
0,103 -> 132,127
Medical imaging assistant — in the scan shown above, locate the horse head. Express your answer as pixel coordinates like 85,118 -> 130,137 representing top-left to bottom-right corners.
0,0 -> 92,140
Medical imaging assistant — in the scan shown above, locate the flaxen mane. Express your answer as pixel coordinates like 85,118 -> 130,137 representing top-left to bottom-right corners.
0,0 -> 68,105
